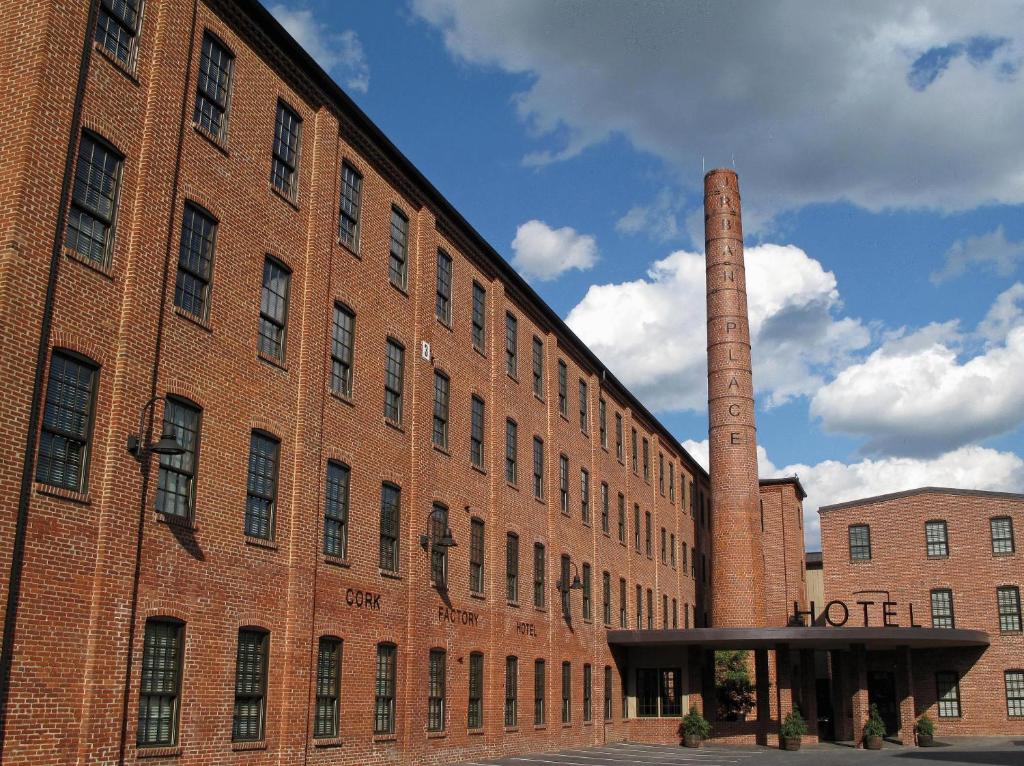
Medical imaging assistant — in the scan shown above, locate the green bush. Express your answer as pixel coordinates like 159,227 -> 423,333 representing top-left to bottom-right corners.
681,705 -> 712,739
715,650 -> 755,720
915,714 -> 935,737
863,704 -> 887,738
780,710 -> 808,740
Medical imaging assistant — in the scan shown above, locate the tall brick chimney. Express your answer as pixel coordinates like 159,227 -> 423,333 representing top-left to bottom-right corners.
704,169 -> 766,628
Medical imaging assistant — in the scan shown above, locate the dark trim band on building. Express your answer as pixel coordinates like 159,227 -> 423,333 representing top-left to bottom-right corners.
820,486 -> 1024,514
606,626 -> 990,651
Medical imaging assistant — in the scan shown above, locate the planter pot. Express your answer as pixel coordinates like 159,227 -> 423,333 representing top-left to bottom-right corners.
683,735 -> 702,748
781,737 -> 802,751
864,735 -> 883,750
916,733 -> 933,747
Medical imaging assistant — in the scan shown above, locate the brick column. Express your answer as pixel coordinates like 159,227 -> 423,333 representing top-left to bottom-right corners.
897,647 -> 916,745
775,643 -> 794,746
800,649 -> 819,741
851,644 -> 869,748
755,647 -> 770,746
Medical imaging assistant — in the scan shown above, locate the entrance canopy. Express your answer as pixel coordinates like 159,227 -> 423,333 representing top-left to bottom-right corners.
606,626 -> 989,651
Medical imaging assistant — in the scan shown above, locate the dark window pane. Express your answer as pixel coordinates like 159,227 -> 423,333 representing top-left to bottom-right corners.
430,504 -> 448,588
432,372 -> 449,449
384,340 -> 404,423
389,208 -> 408,288
936,672 -> 960,718
506,533 -> 519,602
66,134 -> 123,266
468,652 -> 483,728
137,619 -> 182,747
233,629 -> 268,741
533,543 -> 545,608
379,483 -> 401,573
849,524 -> 871,561
470,396 -> 485,467
156,398 -> 200,519
374,643 -> 396,734
36,352 -> 98,492
96,0 -> 142,65
505,656 -> 518,727
339,163 -> 362,249
992,516 -> 1015,555
930,589 -> 954,629
271,101 -> 302,197
258,257 -> 290,361
472,282 -> 486,350
1006,671 -> 1024,717
506,313 -> 518,377
534,660 -> 545,725
428,649 -> 446,731
245,432 -> 278,540
435,249 -> 452,324
314,637 -> 341,738
997,587 -> 1022,632
323,462 -> 350,558
194,33 -> 233,139
926,520 -> 949,557
470,518 -> 484,593
532,337 -> 544,398
174,204 -> 216,318
505,419 -> 517,484
330,305 -> 355,397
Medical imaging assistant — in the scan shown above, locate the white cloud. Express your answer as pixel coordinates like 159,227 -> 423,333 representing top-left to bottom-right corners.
682,439 -> 1024,550
810,283 -> 1024,456
565,243 -> 869,411
615,188 -> 685,243
271,5 -> 370,93
510,220 -> 598,281
411,1 -> 1024,220
931,226 -> 1024,284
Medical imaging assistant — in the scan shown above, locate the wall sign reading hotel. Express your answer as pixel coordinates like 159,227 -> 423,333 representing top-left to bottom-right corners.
792,599 -> 923,628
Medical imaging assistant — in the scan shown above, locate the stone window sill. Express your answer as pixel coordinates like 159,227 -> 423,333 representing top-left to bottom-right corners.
34,482 -> 90,505
192,122 -> 229,155
245,535 -> 278,551
313,736 -> 344,748
136,745 -> 182,758
63,246 -> 115,280
174,305 -> 212,332
231,739 -> 267,751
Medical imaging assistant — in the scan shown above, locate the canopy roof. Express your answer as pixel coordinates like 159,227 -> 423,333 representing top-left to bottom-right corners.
606,626 -> 989,651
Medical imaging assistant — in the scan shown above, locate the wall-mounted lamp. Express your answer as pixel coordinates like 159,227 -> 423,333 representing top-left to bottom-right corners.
126,396 -> 186,461
556,560 -> 584,593
420,506 -> 458,551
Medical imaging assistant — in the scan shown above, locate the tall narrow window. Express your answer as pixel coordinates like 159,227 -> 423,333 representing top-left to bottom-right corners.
323,461 -> 350,558
662,594 -> 669,628
532,337 -> 544,398
615,414 -> 623,461
670,534 -> 676,567
636,584 -> 643,629
660,669 -> 682,716
559,455 -> 569,514
642,438 -> 650,481
432,371 -> 449,449
194,33 -> 233,140
633,504 -> 641,551
617,493 -> 626,543
631,428 -> 638,473
258,256 -> 290,361
561,662 -> 572,724
579,380 -> 589,432
599,399 -> 607,447
672,598 -> 678,628
428,649 -> 446,731
379,483 -> 401,573
600,482 -> 609,533
472,281 -> 486,351
583,664 -> 593,723
848,524 -> 871,561
580,468 -> 590,523
935,672 -> 961,718
66,133 -> 123,266
992,516 -> 1015,555
505,419 -> 517,484
925,520 -> 949,557
470,518 -> 485,594
154,399 -> 200,522
468,652 -> 484,729
244,432 -> 279,540
619,578 -> 627,628
389,207 -> 408,289
174,203 -> 216,319
582,563 -> 592,620
604,666 -> 613,721
533,437 -> 544,499
374,643 -> 397,734
384,339 -> 404,423
930,588 -> 955,629
1006,671 -> 1024,717
270,101 -> 301,199
645,512 -> 652,557
659,453 -> 665,495
314,637 -> 342,739
330,304 -> 355,398
647,589 -> 654,630
430,504 -> 449,588
557,361 -> 568,416
96,0 -> 143,66
602,571 -> 611,625
506,533 -> 519,602
137,619 -> 182,747
637,669 -> 658,716
682,542 -> 688,574
505,656 -> 518,727
997,586 -> 1022,632
339,163 -> 362,250
560,555 -> 571,618
669,463 -> 675,503
660,527 -> 667,563
233,628 -> 269,742
533,543 -> 545,608
435,249 -> 452,324
534,660 -> 546,725
470,396 -> 485,468
506,313 -> 518,377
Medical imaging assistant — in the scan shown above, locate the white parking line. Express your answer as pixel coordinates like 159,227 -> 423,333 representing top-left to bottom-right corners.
614,743 -> 755,756
558,747 -> 743,763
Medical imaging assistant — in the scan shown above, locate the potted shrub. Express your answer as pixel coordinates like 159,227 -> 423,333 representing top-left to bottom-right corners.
681,705 -> 712,748
863,704 -> 886,750
779,710 -> 808,751
915,714 -> 935,747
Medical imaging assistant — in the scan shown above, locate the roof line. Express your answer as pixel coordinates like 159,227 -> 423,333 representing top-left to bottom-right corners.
819,486 -> 1024,514
759,476 -> 807,500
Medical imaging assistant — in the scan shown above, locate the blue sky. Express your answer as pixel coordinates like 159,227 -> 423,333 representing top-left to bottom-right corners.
267,1 -> 1024,548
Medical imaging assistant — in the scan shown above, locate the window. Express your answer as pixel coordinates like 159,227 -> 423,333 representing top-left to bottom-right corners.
602,571 -> 611,625
645,512 -> 652,557
637,668 -> 658,716
580,469 -> 590,523
659,453 -> 665,495
339,163 -> 362,249
374,643 -> 397,734
470,396 -> 485,468
642,438 -> 650,481
432,371 -> 449,449
631,428 -> 638,473
670,534 -> 676,568
270,101 -> 301,198
561,662 -> 572,724
233,629 -> 268,741
583,664 -> 593,723
992,516 -> 1015,555
669,464 -> 675,503
579,380 -> 589,432
472,281 -> 486,351
534,660 -> 545,725
599,399 -> 607,447
533,437 -> 544,499
1007,671 -> 1024,717
604,666 -> 613,721
174,203 -> 216,319
96,0 -> 143,66
685,603 -> 690,629
636,668 -> 681,717
505,419 -> 517,484
506,313 -> 518,377
682,542 -> 688,574
617,493 -> 626,544
194,32 -> 233,140
66,133 -> 123,266
532,337 -> 544,398
615,414 -> 623,460
926,520 -> 949,557
154,398 -> 200,520
315,637 -> 342,739
244,432 -> 278,540
619,578 -> 627,627
997,586 -> 1022,632
323,462 -> 350,558
936,672 -> 961,718
258,256 -> 290,361
931,589 -> 955,629
661,669 -> 682,716
848,524 -> 871,561
557,361 -> 568,416
430,504 -> 449,588
506,533 -> 519,602
533,543 -> 545,608
559,455 -> 569,514
384,339 -> 404,423
582,563 -> 592,620
379,483 -> 401,573
560,555 -> 571,618
389,207 -> 409,289
647,589 -> 654,630
662,594 -> 668,628
600,482 -> 609,533
672,598 -> 678,628
633,504 -> 641,551
427,649 -> 446,731
505,656 -> 518,728
470,518 -> 485,594
636,584 -> 642,629
137,618 -> 182,747
660,527 -> 667,563
468,652 -> 484,729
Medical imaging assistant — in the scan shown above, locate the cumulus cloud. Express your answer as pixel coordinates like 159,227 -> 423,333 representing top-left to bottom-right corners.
411,0 -> 1024,220
615,188 -> 686,243
271,5 -> 370,93
510,220 -> 598,281
682,439 -> 1024,549
931,226 -> 1024,284
810,283 -> 1024,456
565,243 -> 869,411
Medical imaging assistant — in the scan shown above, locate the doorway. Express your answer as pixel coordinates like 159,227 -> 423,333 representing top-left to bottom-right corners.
867,671 -> 899,736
